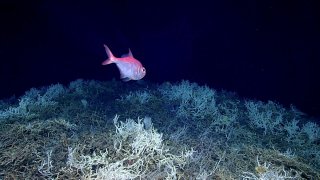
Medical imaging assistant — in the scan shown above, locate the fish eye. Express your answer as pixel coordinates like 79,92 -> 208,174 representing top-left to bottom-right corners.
142,68 -> 146,72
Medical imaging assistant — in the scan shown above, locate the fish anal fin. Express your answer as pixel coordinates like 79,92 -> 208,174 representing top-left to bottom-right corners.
119,70 -> 129,81
121,77 -> 131,82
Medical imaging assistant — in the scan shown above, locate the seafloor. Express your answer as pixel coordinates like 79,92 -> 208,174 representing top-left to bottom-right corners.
0,79 -> 319,179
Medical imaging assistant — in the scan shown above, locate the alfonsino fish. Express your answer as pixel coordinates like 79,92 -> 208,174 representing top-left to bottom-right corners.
102,44 -> 146,81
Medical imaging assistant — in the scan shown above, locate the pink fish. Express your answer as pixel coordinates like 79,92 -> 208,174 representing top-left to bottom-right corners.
102,44 -> 146,81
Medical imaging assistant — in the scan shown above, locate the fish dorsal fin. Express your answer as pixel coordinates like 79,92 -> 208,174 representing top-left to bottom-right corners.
128,48 -> 133,57
121,49 -> 134,58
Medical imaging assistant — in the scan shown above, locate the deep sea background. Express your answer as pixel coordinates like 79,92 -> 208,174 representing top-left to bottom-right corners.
1,0 -> 320,118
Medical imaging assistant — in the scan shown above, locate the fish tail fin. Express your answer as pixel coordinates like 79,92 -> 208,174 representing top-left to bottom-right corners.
102,44 -> 115,65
